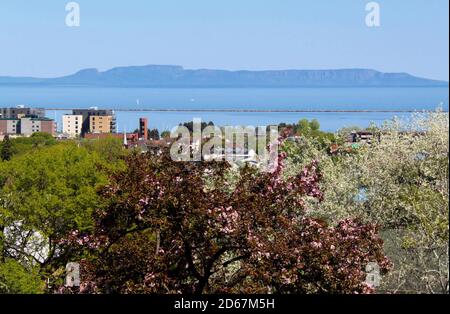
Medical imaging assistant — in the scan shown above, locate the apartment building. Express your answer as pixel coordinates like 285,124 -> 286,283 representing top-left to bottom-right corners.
0,118 -> 19,135
89,115 -> 113,134
72,108 -> 117,136
62,115 -> 83,137
0,116 -> 56,136
20,117 -> 56,136
0,106 -> 57,136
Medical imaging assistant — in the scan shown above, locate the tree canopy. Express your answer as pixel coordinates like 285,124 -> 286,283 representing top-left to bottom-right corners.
59,148 -> 391,294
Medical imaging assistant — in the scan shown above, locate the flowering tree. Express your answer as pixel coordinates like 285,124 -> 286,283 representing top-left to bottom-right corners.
61,145 -> 391,294
283,110 -> 449,294
354,111 -> 449,294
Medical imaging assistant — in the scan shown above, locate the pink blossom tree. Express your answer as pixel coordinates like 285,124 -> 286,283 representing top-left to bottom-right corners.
60,148 -> 391,294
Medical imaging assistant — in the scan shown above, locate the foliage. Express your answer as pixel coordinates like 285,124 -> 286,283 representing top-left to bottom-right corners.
0,139 -> 125,292
0,258 -> 44,294
81,136 -> 128,164
1,135 -> 13,161
179,121 -> 215,133
1,110 -> 446,295
160,131 -> 171,139
148,129 -> 160,140
363,112 -> 449,294
1,132 -> 57,159
59,149 -> 391,294
284,110 -> 449,294
286,119 -> 337,149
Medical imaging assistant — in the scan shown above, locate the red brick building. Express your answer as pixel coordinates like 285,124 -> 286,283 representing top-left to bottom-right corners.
139,118 -> 148,140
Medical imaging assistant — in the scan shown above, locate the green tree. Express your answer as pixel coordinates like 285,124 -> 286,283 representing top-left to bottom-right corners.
285,110 -> 449,294
0,141 -> 117,289
148,129 -> 160,140
296,119 -> 311,136
0,135 -> 13,161
0,259 -> 44,294
81,136 -> 127,164
3,132 -> 57,159
310,119 -> 320,132
160,131 -> 171,139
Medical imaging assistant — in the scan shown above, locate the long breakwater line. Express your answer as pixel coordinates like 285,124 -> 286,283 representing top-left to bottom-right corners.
43,108 -> 447,113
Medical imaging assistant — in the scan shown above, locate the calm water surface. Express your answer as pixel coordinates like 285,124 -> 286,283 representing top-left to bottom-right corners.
0,86 -> 447,132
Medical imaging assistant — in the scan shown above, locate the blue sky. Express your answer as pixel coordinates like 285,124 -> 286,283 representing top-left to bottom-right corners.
0,0 -> 448,80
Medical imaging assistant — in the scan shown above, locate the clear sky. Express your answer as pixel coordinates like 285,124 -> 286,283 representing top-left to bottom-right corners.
0,0 -> 448,80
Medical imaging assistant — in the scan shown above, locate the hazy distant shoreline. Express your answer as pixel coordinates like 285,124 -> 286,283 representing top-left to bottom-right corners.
1,65 -> 448,88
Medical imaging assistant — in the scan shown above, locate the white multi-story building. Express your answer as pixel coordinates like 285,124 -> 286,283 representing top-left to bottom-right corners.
62,115 -> 83,138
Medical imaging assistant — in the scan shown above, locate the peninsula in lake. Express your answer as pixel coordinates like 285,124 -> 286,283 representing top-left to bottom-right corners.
0,65 -> 448,88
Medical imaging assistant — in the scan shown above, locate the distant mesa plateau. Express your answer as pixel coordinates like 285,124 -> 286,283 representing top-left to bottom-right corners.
0,65 -> 448,88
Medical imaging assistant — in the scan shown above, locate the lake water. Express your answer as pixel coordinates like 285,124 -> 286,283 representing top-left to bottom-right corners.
0,86 -> 448,132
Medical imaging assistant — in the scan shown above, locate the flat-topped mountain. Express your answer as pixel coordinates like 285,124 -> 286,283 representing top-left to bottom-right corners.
0,65 -> 448,87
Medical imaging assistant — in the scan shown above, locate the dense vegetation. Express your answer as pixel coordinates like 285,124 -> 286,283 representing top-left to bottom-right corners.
58,150 -> 390,294
0,136 -> 126,293
0,112 -> 448,294
283,112 -> 449,293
